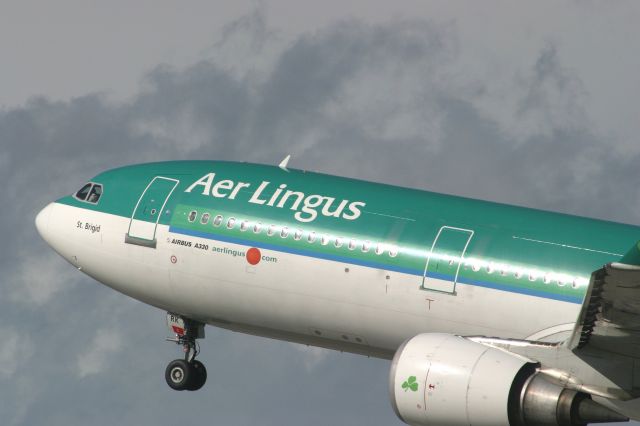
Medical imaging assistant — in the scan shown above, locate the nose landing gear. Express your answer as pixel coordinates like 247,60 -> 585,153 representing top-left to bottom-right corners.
165,313 -> 207,391
165,359 -> 207,391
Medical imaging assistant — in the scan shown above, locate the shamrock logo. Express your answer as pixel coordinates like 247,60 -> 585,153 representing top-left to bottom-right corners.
401,376 -> 418,392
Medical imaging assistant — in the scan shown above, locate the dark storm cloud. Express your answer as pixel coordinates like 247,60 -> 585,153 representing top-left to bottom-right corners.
1,12 -> 637,426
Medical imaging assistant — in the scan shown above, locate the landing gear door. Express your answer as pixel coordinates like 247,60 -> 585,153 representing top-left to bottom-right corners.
167,313 -> 186,336
421,226 -> 474,294
126,176 -> 179,248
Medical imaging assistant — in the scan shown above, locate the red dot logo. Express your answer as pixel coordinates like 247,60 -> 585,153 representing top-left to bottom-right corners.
246,248 -> 261,265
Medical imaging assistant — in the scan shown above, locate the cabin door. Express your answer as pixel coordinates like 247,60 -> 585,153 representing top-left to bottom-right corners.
421,226 -> 474,294
126,176 -> 179,248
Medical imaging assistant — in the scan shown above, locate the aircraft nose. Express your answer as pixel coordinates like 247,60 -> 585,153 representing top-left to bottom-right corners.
35,203 -> 54,242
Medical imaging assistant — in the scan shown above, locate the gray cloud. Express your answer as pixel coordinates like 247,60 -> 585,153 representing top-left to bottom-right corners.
1,7 -> 638,426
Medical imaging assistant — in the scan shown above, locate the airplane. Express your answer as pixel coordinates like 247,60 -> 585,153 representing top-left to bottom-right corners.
35,158 -> 640,426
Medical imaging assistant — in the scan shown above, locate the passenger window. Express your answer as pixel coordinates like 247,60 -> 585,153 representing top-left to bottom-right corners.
375,243 -> 384,255
213,215 -> 223,226
253,222 -> 262,233
200,213 -> 210,225
267,224 -> 276,236
294,229 -> 303,240
321,235 -> 330,246
226,217 -> 236,229
188,211 -> 197,222
348,239 -> 357,250
362,240 -> 371,253
240,220 -> 249,231
87,184 -> 102,204
388,246 -> 398,258
308,231 -> 316,243
335,237 -> 343,248
75,183 -> 93,201
280,227 -> 289,238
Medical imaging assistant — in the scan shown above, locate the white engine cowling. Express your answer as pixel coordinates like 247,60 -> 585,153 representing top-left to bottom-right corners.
389,333 -> 532,426
389,333 -> 628,426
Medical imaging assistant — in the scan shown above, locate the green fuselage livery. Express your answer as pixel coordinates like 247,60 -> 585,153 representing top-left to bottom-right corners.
36,160 -> 640,424
56,160 -> 637,304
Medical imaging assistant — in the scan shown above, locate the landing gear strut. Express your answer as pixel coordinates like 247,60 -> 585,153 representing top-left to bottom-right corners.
165,313 -> 207,391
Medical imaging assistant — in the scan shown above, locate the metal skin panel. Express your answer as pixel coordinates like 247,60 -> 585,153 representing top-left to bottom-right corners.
569,263 -> 640,359
38,203 -> 175,309
40,202 -> 577,356
389,334 -> 531,426
56,161 -> 638,304
35,160 -> 640,421
40,160 -> 632,349
389,338 -> 430,425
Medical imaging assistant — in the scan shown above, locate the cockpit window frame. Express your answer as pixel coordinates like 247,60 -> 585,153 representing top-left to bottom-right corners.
74,183 -> 93,201
74,182 -> 104,205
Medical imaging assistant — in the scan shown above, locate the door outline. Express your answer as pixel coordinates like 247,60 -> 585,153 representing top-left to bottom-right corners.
421,226 -> 474,295
125,176 -> 179,248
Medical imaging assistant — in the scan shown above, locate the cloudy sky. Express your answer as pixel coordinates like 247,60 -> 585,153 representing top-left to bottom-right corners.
2,1 -> 640,425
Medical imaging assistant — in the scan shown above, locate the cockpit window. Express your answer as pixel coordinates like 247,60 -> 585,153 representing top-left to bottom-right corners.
87,185 -> 102,204
75,183 -> 103,204
75,183 -> 92,201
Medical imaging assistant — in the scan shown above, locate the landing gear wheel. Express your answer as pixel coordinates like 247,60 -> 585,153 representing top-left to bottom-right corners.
165,313 -> 207,391
188,360 -> 207,391
165,359 -> 192,391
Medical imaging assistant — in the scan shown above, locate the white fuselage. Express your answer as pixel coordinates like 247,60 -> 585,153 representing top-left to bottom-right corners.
38,202 -> 581,359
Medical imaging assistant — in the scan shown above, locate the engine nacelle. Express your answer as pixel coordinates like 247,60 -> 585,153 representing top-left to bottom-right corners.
389,333 -> 628,426
390,333 -> 532,426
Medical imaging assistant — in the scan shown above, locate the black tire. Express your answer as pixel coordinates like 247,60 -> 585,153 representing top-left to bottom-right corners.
188,360 -> 207,391
165,359 -> 192,391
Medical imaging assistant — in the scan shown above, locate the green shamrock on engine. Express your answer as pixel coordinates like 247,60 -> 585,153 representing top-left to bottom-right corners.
402,376 -> 418,392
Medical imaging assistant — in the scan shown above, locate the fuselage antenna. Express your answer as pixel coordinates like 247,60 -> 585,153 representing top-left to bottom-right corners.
279,154 -> 291,171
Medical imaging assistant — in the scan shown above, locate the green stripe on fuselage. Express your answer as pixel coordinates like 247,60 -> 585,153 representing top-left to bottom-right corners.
55,160 -> 640,303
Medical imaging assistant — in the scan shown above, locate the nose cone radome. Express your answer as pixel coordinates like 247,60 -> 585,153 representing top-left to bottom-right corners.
35,203 -> 54,243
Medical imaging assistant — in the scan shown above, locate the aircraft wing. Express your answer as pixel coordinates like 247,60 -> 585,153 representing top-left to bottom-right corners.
569,262 -> 640,358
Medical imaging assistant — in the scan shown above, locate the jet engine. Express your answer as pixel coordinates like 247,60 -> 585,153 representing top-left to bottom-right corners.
389,333 -> 628,426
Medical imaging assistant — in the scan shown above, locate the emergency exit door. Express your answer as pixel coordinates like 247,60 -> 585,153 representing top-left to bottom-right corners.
126,176 -> 179,248
421,226 -> 474,294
